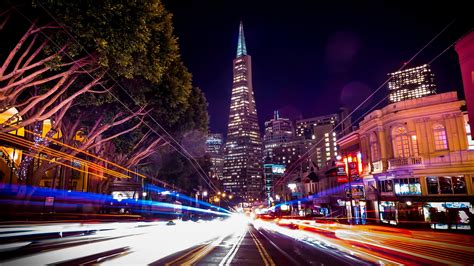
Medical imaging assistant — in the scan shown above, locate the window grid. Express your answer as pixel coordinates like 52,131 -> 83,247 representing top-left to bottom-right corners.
433,124 -> 448,150
370,133 -> 380,161
392,126 -> 410,158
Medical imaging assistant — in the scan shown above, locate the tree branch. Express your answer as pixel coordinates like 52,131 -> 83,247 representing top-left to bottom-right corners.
0,19 -> 37,76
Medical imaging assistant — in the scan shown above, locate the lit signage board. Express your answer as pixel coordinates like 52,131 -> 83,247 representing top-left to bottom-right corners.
395,183 -> 421,196
272,164 -> 285,174
265,164 -> 285,174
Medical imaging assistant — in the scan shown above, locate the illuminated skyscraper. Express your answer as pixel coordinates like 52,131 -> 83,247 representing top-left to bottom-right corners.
223,22 -> 263,201
388,64 -> 437,103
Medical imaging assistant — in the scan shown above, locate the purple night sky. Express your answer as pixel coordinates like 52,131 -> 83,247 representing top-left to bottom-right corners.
164,1 -> 471,135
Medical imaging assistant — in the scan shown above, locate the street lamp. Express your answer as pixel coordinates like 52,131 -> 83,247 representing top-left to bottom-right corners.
214,196 -> 220,207
202,191 -> 208,197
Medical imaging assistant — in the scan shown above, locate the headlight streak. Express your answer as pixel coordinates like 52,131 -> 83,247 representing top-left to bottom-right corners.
0,184 -> 231,219
145,184 -> 231,214
1,215 -> 249,265
252,219 -> 402,265
257,218 -> 474,265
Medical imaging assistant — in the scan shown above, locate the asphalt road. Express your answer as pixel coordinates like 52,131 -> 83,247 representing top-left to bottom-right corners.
153,223 -> 369,266
1,217 -> 473,265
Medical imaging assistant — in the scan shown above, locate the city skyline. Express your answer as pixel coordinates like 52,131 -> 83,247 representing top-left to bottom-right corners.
0,1 -> 473,264
165,1 -> 470,134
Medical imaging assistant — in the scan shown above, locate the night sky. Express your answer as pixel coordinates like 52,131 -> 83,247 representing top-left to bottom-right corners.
163,1 -> 471,135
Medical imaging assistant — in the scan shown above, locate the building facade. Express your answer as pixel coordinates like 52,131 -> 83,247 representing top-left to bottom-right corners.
355,92 -> 474,230
388,64 -> 437,103
206,133 -> 224,181
455,31 -> 474,139
223,22 -> 263,202
296,114 -> 339,168
263,111 -> 294,143
263,163 -> 285,206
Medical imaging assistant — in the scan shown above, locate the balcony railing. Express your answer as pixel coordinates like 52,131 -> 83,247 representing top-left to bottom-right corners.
388,157 -> 423,169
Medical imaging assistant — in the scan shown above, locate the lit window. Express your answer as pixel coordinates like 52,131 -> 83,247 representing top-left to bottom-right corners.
464,114 -> 474,150
370,132 -> 380,161
411,135 -> 419,156
433,124 -> 448,150
392,126 -> 410,158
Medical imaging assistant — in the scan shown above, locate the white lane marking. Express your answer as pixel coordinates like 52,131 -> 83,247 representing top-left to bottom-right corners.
219,228 -> 247,266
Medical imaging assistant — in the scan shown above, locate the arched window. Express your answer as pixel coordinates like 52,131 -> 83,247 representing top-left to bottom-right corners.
392,126 -> 410,158
433,123 -> 448,150
370,132 -> 380,161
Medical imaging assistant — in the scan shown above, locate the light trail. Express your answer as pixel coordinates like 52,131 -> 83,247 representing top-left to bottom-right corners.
0,132 -> 131,180
259,218 -> 474,265
0,215 -> 249,265
0,184 -> 230,219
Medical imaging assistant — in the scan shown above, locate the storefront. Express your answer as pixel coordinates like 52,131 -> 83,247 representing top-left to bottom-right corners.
345,184 -> 367,224
423,201 -> 473,230
312,196 -> 330,217
379,201 -> 398,225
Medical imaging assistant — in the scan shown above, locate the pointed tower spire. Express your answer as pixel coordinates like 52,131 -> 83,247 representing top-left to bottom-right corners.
236,21 -> 247,57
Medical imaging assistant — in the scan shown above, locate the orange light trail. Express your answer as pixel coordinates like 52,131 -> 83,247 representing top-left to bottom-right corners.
0,132 -> 133,180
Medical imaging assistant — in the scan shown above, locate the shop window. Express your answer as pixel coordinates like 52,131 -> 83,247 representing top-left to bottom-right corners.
379,201 -> 397,225
427,176 -> 439,194
377,179 -> 393,193
426,176 -> 467,195
453,176 -> 467,194
394,178 -> 421,195
433,124 -> 448,150
423,202 -> 472,230
439,177 -> 453,194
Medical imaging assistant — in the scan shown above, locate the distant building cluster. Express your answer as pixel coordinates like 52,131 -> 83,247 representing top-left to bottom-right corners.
203,25 -> 474,231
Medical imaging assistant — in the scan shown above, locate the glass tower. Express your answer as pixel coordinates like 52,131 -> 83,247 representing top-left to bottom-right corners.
223,22 -> 263,202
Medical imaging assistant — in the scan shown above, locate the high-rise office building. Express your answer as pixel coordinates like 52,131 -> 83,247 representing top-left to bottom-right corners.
296,114 -> 339,168
264,110 -> 294,143
388,64 -> 437,103
263,111 -> 304,168
223,22 -> 263,201
206,133 -> 224,181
